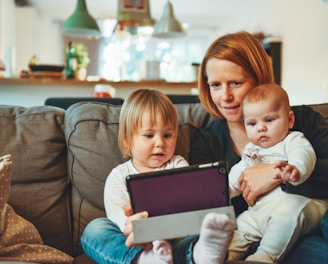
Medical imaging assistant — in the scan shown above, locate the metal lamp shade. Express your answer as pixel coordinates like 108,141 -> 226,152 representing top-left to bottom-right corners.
152,1 -> 185,38
62,0 -> 100,37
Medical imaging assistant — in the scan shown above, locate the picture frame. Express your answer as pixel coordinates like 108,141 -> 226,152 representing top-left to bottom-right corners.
120,0 -> 148,12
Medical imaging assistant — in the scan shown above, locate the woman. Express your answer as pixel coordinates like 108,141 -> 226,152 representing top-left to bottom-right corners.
189,31 -> 328,262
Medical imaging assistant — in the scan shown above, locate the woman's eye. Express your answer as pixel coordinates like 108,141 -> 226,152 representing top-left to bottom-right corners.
143,134 -> 153,138
209,83 -> 221,89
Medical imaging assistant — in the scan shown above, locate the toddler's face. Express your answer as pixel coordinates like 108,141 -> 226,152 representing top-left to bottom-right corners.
130,112 -> 177,172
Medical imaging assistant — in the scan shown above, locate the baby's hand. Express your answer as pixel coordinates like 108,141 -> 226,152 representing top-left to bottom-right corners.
273,161 -> 300,182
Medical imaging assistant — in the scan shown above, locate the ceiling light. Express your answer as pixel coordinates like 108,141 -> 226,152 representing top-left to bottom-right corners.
152,0 -> 186,38
62,0 -> 100,37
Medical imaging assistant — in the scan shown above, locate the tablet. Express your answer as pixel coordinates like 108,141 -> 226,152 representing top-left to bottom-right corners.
126,161 -> 230,217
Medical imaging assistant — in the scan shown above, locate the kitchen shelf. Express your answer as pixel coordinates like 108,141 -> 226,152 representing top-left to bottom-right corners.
0,78 -> 197,88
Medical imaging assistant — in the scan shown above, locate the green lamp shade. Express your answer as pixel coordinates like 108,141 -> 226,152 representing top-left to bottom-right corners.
62,0 -> 100,37
152,1 -> 186,38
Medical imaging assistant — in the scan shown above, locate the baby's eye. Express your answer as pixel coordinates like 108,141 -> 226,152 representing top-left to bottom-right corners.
247,121 -> 256,126
266,118 -> 274,123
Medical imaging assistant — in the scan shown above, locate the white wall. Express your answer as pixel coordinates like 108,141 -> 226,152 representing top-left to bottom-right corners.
16,7 -> 37,75
5,0 -> 328,105
0,0 -> 16,76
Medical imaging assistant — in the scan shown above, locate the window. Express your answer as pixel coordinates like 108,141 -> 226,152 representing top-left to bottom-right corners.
99,20 -> 218,82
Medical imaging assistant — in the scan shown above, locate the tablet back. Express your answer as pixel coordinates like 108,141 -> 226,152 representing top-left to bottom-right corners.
126,161 -> 229,217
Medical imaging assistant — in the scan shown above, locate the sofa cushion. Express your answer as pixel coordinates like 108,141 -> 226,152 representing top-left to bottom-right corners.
174,103 -> 216,159
0,106 -> 72,255
65,102 -> 124,255
65,101 -> 215,255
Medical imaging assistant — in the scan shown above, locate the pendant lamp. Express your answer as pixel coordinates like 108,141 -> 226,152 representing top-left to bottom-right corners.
62,0 -> 100,37
152,0 -> 185,38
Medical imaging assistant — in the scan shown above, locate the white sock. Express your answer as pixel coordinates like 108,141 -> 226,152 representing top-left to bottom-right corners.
135,240 -> 173,264
193,213 -> 234,264
152,240 -> 173,263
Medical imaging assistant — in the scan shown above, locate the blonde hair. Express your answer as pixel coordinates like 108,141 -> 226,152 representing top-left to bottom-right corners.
243,83 -> 291,112
198,31 -> 275,119
118,89 -> 178,158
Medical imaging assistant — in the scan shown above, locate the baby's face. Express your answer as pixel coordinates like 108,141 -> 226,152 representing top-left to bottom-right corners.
243,101 -> 293,148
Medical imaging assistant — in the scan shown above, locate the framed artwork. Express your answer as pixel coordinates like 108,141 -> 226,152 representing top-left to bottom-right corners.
118,0 -> 152,24
120,0 -> 148,12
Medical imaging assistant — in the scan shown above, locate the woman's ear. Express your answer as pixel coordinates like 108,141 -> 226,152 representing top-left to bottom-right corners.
288,110 -> 295,129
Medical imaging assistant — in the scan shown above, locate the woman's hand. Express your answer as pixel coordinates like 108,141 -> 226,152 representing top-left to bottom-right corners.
238,163 -> 283,206
122,205 -> 152,250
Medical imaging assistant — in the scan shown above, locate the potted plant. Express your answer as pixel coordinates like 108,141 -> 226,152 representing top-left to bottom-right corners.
65,42 -> 90,80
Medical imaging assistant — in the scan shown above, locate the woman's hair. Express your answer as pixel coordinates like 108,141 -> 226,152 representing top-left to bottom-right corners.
243,83 -> 291,112
198,31 -> 275,118
118,89 -> 178,158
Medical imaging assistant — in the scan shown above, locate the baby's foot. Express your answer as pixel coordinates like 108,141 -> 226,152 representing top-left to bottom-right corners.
193,213 -> 234,264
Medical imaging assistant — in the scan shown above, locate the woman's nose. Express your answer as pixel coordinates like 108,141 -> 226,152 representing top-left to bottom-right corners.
221,87 -> 232,101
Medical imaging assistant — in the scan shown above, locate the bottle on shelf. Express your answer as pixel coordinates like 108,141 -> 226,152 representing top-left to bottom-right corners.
65,41 -> 78,79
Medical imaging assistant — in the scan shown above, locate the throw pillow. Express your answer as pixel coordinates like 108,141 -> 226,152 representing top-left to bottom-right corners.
0,154 -> 11,235
0,154 -> 73,263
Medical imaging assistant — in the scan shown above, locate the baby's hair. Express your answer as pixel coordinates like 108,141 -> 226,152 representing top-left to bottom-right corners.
118,89 -> 178,158
243,83 -> 291,112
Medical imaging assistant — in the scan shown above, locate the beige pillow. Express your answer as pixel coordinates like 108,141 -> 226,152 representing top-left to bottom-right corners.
0,154 -> 12,235
0,154 -> 73,263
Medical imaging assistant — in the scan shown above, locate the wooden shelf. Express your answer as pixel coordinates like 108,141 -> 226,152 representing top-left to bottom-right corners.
0,78 -> 197,89
0,78 -> 198,107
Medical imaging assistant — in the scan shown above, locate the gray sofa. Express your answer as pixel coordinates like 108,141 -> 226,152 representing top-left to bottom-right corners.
0,101 -> 327,263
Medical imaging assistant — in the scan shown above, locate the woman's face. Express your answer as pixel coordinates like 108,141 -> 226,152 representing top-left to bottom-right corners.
206,58 -> 256,122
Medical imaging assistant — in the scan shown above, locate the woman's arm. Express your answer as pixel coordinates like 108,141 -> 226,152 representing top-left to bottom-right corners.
238,163 -> 283,206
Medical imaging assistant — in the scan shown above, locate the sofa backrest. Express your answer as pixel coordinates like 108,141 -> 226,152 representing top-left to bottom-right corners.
0,105 -> 72,255
2,101 -> 328,257
309,103 -> 328,123
65,102 -> 215,255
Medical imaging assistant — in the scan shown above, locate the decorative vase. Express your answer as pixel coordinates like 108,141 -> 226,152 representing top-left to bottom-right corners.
76,68 -> 87,81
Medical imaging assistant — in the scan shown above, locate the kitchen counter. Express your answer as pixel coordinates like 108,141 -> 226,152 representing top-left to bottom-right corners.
0,78 -> 198,107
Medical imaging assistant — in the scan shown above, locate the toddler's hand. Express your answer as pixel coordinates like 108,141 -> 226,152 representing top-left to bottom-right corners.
123,209 -> 152,250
